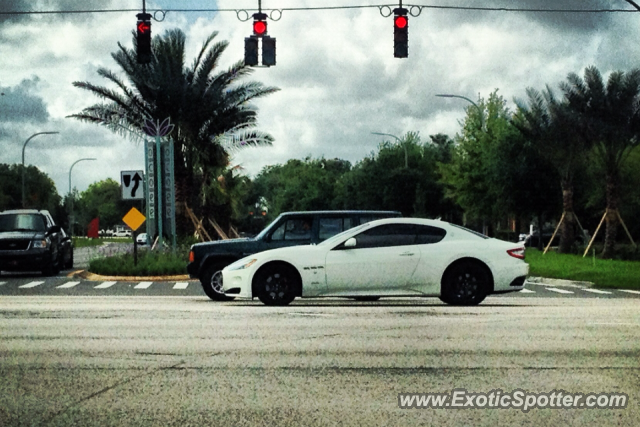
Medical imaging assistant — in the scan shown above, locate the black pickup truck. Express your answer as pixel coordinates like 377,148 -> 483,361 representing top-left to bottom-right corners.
187,210 -> 401,300
0,209 -> 71,276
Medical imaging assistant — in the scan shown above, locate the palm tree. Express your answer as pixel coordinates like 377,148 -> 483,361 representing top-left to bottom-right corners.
513,86 -> 588,253
68,29 -> 279,235
560,66 -> 640,258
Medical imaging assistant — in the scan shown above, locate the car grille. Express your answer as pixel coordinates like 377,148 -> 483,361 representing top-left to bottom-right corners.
0,239 -> 30,251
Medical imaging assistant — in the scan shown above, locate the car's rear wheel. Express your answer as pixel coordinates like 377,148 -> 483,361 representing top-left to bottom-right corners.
254,264 -> 298,306
201,262 -> 235,301
440,261 -> 488,306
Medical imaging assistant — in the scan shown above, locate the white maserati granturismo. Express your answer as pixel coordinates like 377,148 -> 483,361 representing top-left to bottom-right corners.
221,218 -> 529,306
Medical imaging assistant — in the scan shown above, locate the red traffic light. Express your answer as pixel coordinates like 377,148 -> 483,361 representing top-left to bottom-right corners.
253,20 -> 267,36
394,15 -> 408,29
137,21 -> 150,34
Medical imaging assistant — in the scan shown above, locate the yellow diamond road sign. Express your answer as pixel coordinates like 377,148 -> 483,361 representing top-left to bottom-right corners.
123,207 -> 146,231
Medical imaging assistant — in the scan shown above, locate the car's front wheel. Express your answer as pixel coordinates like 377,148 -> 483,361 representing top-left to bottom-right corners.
440,261 -> 489,306
254,264 -> 298,306
201,262 -> 235,301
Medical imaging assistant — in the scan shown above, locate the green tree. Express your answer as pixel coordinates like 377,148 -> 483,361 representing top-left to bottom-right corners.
77,178 -> 129,230
335,132 -> 454,219
0,164 -> 61,215
440,91 -> 558,236
560,66 -> 640,258
69,29 -> 279,235
251,157 -> 351,219
514,86 -> 589,252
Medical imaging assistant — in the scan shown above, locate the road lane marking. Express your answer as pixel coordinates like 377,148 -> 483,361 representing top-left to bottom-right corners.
0,282 -> 6,286
57,281 -> 80,289
173,282 -> 189,289
19,281 -> 44,288
545,287 -> 574,294
581,288 -> 612,295
94,281 -> 117,289
519,289 -> 535,293
134,281 -> 153,289
619,290 -> 640,295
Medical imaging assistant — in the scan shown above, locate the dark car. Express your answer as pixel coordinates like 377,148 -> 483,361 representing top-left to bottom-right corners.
187,210 -> 402,300
0,209 -> 65,276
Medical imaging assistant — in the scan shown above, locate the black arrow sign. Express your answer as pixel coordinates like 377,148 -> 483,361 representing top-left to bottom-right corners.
131,173 -> 143,198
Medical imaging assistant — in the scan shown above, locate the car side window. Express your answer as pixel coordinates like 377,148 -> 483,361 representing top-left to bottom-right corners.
271,218 -> 313,241
415,225 -> 447,244
319,218 -> 343,240
352,224 -> 418,249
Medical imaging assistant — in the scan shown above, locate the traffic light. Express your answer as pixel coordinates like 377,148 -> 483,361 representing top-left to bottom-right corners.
136,12 -> 152,64
252,12 -> 268,37
393,8 -> 408,58
253,19 -> 267,36
245,12 -> 276,67
262,36 -> 276,66
244,36 -> 259,66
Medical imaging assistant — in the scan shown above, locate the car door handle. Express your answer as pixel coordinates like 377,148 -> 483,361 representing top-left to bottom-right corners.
399,252 -> 415,256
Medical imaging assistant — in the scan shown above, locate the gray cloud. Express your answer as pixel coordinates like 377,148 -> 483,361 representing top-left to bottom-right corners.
0,76 -> 49,124
427,0 -> 616,32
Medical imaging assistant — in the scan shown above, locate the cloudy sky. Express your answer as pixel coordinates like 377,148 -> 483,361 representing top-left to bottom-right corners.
1,0 -> 639,196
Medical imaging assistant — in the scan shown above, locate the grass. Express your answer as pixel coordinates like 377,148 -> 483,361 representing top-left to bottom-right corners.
89,248 -> 188,276
526,248 -> 640,290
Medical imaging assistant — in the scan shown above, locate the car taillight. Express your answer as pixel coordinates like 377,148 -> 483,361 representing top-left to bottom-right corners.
189,251 -> 195,263
507,247 -> 525,260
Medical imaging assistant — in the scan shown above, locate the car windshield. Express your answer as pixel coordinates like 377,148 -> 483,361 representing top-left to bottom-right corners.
317,223 -> 370,247
0,214 -> 46,232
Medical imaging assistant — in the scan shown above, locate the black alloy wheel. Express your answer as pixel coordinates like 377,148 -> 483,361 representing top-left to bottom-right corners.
440,261 -> 488,306
255,264 -> 298,306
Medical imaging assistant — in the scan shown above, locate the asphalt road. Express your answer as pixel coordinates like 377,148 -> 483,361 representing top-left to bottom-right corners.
0,291 -> 639,426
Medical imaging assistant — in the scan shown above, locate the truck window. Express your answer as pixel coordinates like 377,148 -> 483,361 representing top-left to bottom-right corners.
271,218 -> 313,241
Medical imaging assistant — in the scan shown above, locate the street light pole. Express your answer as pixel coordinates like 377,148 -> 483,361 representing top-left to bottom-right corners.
624,0 -> 640,11
22,132 -> 59,208
371,132 -> 408,168
436,93 -> 484,130
68,158 -> 97,237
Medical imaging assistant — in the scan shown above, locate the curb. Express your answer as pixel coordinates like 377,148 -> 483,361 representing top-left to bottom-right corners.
526,276 -> 595,288
68,270 -> 196,282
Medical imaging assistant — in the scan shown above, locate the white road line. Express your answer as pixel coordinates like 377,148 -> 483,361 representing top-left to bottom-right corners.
545,287 -> 574,294
581,288 -> 612,295
519,289 -> 535,293
173,282 -> 189,289
134,281 -> 153,289
19,281 -> 44,289
0,282 -> 6,286
618,289 -> 640,295
57,281 -> 81,289
94,281 -> 117,289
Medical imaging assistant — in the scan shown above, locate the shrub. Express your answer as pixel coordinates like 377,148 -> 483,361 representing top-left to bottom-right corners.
89,248 -> 188,276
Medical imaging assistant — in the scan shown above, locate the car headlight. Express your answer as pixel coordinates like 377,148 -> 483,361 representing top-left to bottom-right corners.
31,239 -> 49,249
227,258 -> 258,271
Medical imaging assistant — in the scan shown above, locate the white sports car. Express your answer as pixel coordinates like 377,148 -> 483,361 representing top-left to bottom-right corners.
222,218 -> 529,306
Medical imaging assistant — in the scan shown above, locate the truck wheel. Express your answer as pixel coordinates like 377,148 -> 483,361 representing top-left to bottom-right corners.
201,262 -> 235,301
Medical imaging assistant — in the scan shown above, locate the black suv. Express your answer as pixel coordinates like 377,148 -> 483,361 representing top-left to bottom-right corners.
188,210 -> 401,300
0,209 -> 65,276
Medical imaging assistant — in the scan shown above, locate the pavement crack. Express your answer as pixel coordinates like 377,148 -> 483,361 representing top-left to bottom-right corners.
40,361 -> 185,426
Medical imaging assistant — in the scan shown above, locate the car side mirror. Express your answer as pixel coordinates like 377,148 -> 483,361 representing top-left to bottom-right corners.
47,225 -> 61,235
344,237 -> 357,248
